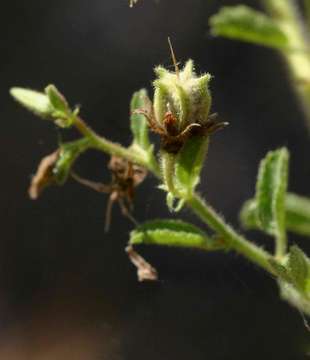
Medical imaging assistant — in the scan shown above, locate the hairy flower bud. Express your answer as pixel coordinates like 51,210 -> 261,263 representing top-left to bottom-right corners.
153,60 -> 212,132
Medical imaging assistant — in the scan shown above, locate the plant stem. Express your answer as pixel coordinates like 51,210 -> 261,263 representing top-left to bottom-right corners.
262,0 -> 310,129
74,116 -> 161,175
187,194 -> 274,274
275,229 -> 287,259
305,0 -> 310,30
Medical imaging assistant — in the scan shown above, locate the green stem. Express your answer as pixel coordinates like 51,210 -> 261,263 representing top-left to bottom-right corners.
74,116 -> 161,175
305,0 -> 310,30
275,229 -> 287,259
187,194 -> 274,274
262,0 -> 310,129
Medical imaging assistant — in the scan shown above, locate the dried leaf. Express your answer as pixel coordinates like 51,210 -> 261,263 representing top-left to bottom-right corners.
125,245 -> 158,282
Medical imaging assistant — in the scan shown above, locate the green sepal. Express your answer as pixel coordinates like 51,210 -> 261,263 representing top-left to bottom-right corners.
45,85 -> 73,128
130,89 -> 152,151
166,192 -> 185,212
45,85 -> 70,116
53,138 -> 90,185
175,136 -> 209,197
209,5 -> 289,49
130,219 -> 223,251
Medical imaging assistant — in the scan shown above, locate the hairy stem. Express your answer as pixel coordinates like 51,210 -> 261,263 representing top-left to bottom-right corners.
262,0 -> 310,129
187,194 -> 274,274
73,116 -> 161,175
275,228 -> 287,259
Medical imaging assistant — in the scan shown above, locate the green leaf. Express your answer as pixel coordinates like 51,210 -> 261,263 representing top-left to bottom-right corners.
239,199 -> 259,230
10,87 -> 53,118
278,280 -> 310,316
255,148 -> 289,238
288,245 -> 310,292
268,258 -> 292,284
130,219 -> 223,251
209,5 -> 288,49
54,138 -> 90,184
240,193 -> 310,237
285,193 -> 310,237
130,89 -> 151,151
175,136 -> 209,197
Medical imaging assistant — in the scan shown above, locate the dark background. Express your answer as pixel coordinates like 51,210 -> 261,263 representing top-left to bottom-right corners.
1,0 -> 310,359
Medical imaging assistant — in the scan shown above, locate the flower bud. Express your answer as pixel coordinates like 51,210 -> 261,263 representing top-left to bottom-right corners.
10,87 -> 53,119
10,85 -> 74,128
153,60 -> 212,132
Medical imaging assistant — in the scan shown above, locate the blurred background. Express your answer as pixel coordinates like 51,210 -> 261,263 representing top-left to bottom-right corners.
1,0 -> 310,359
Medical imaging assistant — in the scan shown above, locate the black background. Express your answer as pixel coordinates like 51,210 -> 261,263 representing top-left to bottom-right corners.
1,0 -> 310,359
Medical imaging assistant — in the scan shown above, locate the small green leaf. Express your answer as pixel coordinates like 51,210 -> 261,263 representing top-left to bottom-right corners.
278,280 -> 310,316
10,87 -> 53,118
175,136 -> 209,197
240,193 -> 310,237
255,148 -> 289,238
288,245 -> 310,292
54,138 -> 90,184
209,5 -> 288,49
239,199 -> 259,230
269,258 -> 292,284
130,219 -> 223,251
130,89 -> 151,151
285,193 -> 310,237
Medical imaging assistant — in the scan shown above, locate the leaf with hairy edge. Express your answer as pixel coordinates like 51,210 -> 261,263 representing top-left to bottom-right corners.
175,136 -> 209,197
285,193 -> 310,237
209,5 -> 288,49
240,193 -> 310,237
268,258 -> 292,284
130,89 -> 152,151
278,280 -> 310,316
239,199 -> 259,230
255,148 -> 289,238
130,219 -> 223,251
54,138 -> 90,185
288,245 -> 310,293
